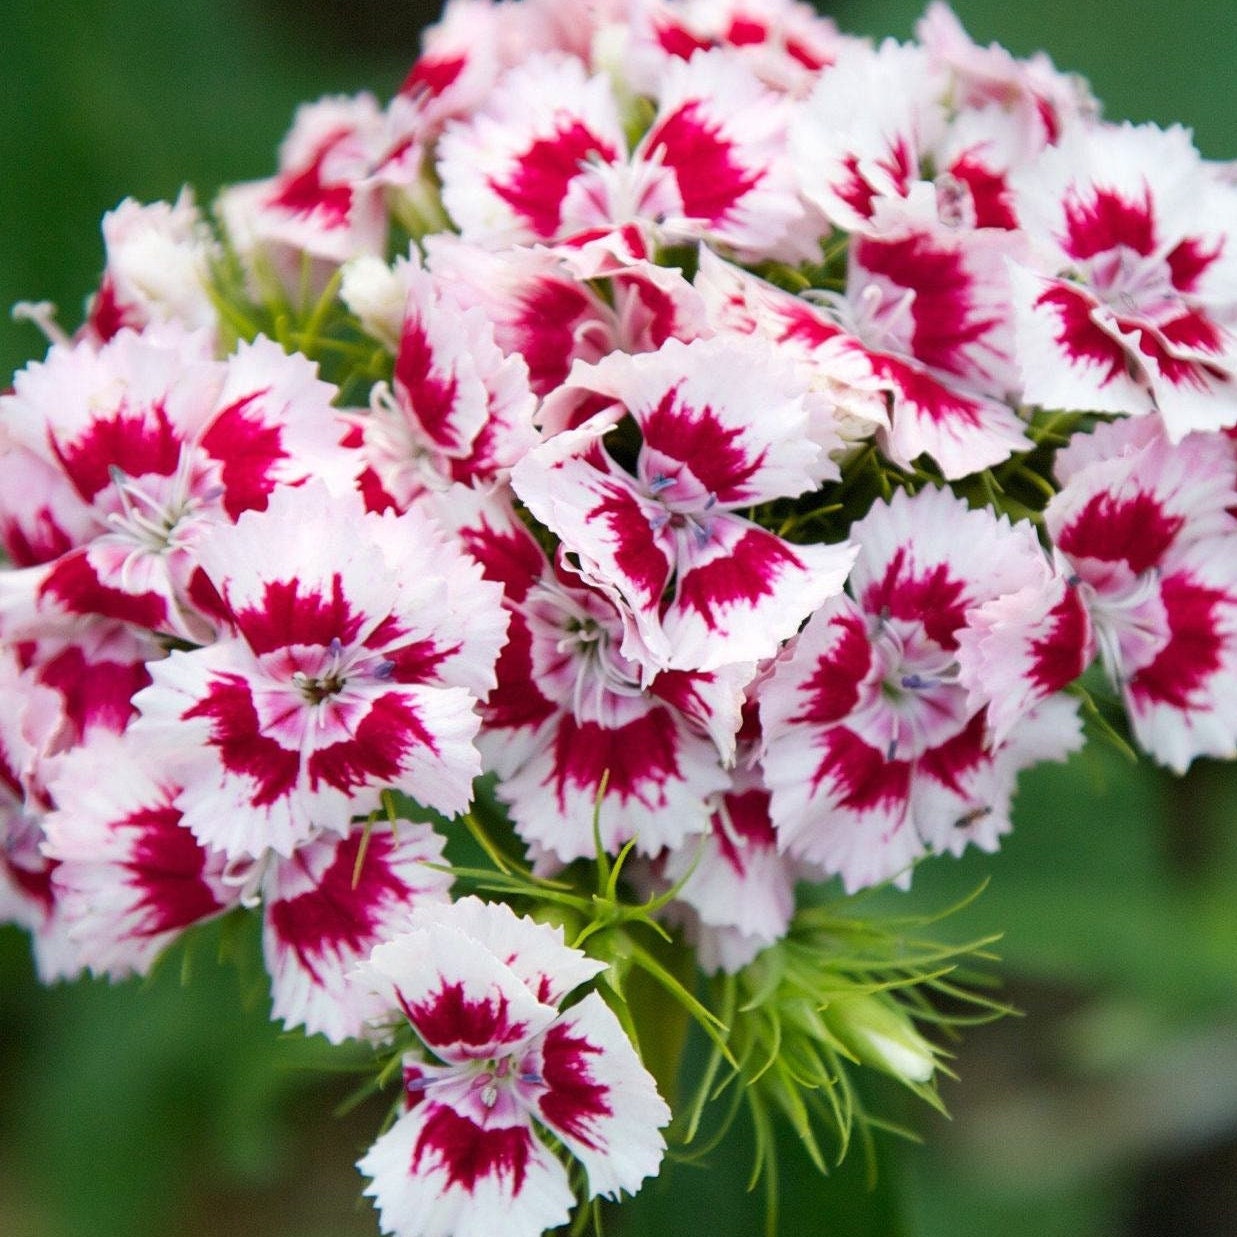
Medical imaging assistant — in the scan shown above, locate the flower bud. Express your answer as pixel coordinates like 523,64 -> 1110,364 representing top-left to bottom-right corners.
823,993 -> 936,1084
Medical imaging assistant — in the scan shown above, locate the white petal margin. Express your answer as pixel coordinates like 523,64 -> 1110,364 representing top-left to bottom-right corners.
410,896 -> 606,1008
359,1101 -> 575,1237
534,991 -> 671,1200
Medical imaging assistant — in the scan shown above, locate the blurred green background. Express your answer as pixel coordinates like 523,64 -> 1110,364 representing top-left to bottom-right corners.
2,2 -> 1235,1234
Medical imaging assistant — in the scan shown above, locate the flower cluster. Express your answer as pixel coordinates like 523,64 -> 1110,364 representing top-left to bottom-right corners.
3,1 -> 1235,1234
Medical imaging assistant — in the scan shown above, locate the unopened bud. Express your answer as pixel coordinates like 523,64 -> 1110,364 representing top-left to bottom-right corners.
823,993 -> 936,1084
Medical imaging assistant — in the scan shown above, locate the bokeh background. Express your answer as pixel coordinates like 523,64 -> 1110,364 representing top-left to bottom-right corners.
2,2 -> 1236,1234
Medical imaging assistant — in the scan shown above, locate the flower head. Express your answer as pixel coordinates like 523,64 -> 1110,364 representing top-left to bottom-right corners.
357,896 -> 669,1237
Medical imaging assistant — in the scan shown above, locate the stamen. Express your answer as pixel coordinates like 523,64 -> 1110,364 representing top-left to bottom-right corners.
12,301 -> 72,348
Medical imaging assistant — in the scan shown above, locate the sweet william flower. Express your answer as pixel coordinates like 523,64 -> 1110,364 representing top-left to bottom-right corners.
760,485 -> 1084,891
436,486 -> 732,865
515,334 -> 857,679
130,481 -> 508,859
41,726 -> 456,1042
1011,122 -> 1237,437
1046,416 -> 1237,770
357,896 -> 670,1237
0,326 -> 360,644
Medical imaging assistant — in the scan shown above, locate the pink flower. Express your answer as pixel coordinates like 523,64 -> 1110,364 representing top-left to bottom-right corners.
44,727 -> 455,1042
916,2 -> 1097,151
342,248 -> 537,506
1011,122 -> 1237,438
42,732 -> 237,979
760,486 -> 1083,891
515,334 -> 856,678
660,750 -> 797,974
437,47 -> 805,259
130,481 -> 508,859
0,647 -> 74,980
85,191 -> 221,344
622,0 -> 850,98
1046,417 -> 1237,770
0,327 -> 359,644
437,487 -> 733,864
217,93 -> 409,291
357,896 -> 669,1237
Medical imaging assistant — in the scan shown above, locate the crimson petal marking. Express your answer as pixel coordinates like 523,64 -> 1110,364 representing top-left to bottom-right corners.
490,121 -> 618,239
1056,491 -> 1184,575
40,550 -> 168,630
585,479 -> 672,609
1027,584 -> 1093,695
457,518 -> 545,604
366,629 -> 463,685
813,726 -> 912,814
639,387 -> 764,503
88,275 -> 131,342
122,805 -> 229,936
536,1021 -> 612,1151
1156,307 -> 1225,356
652,15 -> 713,59
395,313 -> 464,453
1062,184 -> 1156,261
183,673 -> 301,807
866,351 -> 1029,478
834,139 -> 914,223
230,574 -> 365,656
789,608 -> 871,727
1033,283 -> 1134,389
1133,318 -> 1231,394
483,617 -> 557,734
37,641 -> 150,737
917,712 -> 990,797
2,501 -> 78,567
712,786 -> 777,877
52,399 -> 181,502
306,692 -> 437,793
1128,573 -> 1229,712
552,709 -> 682,813
646,100 -> 759,225
267,131 -> 354,228
948,152 -> 1018,230
404,983 -> 531,1056
267,831 -> 413,986
1167,236 -> 1224,294
860,548 -> 969,651
199,390 -> 290,520
726,16 -> 770,45
675,526 -> 805,627
514,277 -> 611,397
402,53 -> 466,98
413,1104 -> 534,1195
854,234 -> 1003,378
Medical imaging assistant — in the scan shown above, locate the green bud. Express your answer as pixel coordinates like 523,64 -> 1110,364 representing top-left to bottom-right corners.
823,993 -> 936,1084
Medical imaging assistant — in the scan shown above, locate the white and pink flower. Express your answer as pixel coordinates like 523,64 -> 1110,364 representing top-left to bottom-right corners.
357,896 -> 669,1237
0,327 -> 359,644
1011,122 -> 1237,438
43,728 -> 455,1042
129,481 -> 508,859
515,334 -> 856,678
1047,416 -> 1237,769
760,485 -> 1084,891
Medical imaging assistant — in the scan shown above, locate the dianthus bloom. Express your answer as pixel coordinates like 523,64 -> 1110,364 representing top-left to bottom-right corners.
130,481 -> 508,859
4,1 -> 1236,1233
357,897 -> 670,1237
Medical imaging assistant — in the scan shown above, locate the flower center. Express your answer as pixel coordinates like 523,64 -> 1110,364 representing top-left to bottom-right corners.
289,636 -> 372,705
1085,246 -> 1178,320
103,448 -> 216,556
848,613 -> 965,759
